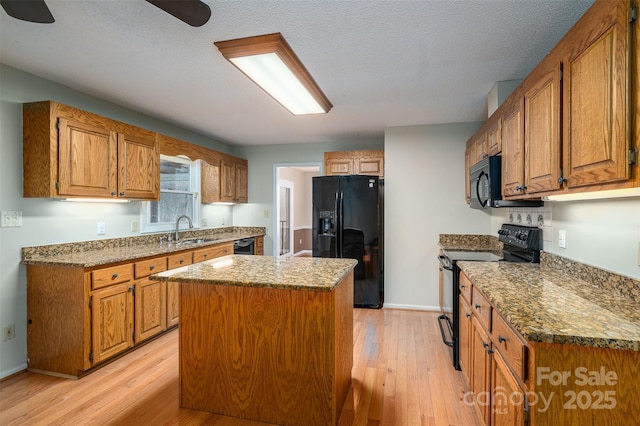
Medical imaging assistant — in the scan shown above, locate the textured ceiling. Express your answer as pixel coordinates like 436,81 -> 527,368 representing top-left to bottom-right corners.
0,0 -> 595,146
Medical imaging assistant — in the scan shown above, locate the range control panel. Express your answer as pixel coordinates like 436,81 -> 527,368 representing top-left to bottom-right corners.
498,224 -> 542,251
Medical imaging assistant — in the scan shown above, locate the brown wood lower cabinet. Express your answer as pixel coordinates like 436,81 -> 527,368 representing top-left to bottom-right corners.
26,240 -> 243,378
254,235 -> 264,255
459,271 -> 639,425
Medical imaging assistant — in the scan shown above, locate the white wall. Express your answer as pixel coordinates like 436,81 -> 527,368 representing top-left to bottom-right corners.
0,65 -> 234,378
384,123 -> 488,310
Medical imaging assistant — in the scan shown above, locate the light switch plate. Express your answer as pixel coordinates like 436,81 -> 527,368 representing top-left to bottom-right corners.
97,222 -> 106,235
1,211 -> 22,227
558,230 -> 567,249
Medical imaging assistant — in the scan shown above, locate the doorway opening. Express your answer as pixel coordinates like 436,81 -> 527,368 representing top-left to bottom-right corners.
274,163 -> 321,258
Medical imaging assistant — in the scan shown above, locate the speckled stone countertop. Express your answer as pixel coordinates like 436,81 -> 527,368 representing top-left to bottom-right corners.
152,255 -> 357,292
458,260 -> 640,351
21,227 -> 265,268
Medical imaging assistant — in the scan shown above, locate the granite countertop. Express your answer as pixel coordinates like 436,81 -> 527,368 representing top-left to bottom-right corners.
439,233 -> 503,252
152,255 -> 358,292
458,261 -> 640,351
21,228 -> 265,268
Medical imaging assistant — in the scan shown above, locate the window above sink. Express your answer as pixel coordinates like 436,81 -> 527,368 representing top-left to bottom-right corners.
140,154 -> 201,233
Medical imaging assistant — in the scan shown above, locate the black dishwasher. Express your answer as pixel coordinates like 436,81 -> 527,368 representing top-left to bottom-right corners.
234,237 -> 255,255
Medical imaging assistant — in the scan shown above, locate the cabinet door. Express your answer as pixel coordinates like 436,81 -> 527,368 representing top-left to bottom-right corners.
491,350 -> 526,426
487,119 -> 502,156
135,278 -> 167,342
57,118 -> 118,197
562,1 -> 630,187
220,159 -> 236,202
525,63 -> 562,194
501,97 -> 526,198
92,283 -> 134,364
465,148 -> 471,203
235,162 -> 248,203
255,236 -> 264,255
325,158 -> 353,176
471,316 -> 492,426
167,282 -> 180,328
193,242 -> 233,263
459,297 -> 473,387
472,134 -> 488,164
117,131 -> 159,200
355,156 -> 384,177
201,160 -> 221,204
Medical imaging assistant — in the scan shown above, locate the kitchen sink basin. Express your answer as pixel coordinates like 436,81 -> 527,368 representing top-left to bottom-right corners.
176,238 -> 216,246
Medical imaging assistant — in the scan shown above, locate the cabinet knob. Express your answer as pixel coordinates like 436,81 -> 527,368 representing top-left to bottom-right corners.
112,273 -> 118,279
498,335 -> 507,343
460,285 -> 465,289
203,254 -> 208,258
179,259 -> 184,264
474,304 -> 481,310
111,191 -> 116,196
487,349 -> 494,355
558,177 -> 567,184
150,265 -> 155,270
465,312 -> 471,318
482,341 -> 489,349
119,192 -> 125,196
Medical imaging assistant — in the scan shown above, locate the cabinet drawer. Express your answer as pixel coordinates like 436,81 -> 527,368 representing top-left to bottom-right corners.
92,264 -> 134,290
459,272 -> 473,304
168,252 -> 193,269
193,243 -> 233,263
472,286 -> 492,332
134,257 -> 168,279
492,311 -> 527,382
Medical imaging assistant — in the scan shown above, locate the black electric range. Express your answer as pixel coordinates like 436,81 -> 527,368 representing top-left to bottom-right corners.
437,224 -> 542,370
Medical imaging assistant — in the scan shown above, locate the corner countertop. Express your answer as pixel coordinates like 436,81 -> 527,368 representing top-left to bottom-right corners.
21,227 -> 265,268
151,255 -> 358,292
458,261 -> 640,352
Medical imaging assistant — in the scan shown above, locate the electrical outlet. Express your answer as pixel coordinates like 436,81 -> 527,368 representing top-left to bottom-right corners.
97,222 -> 106,235
559,230 -> 567,249
130,220 -> 139,232
263,210 -> 269,218
202,217 -> 208,226
220,217 -> 225,226
3,323 -> 15,341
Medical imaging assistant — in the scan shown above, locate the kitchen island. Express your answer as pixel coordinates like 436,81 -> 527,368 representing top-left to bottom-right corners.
152,255 -> 357,426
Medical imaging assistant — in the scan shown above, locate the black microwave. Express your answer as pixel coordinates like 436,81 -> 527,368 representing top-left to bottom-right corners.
469,156 -> 543,209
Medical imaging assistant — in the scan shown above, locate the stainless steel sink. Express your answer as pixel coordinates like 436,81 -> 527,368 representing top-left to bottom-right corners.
176,238 -> 216,246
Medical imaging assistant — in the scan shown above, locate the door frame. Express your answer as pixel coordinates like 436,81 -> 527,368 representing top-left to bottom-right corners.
273,162 -> 322,258
276,179 -> 294,257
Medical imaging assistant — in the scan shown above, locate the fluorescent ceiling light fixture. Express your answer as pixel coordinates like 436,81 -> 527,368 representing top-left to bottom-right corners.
542,188 -> 640,202
215,33 -> 332,115
60,198 -> 130,203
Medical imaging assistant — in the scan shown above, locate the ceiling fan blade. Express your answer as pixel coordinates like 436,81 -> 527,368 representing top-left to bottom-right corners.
1,0 -> 54,23
145,0 -> 211,27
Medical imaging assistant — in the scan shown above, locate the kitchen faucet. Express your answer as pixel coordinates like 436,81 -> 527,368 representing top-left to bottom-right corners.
175,215 -> 193,241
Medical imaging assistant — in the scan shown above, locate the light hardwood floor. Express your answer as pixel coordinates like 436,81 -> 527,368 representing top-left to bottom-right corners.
0,309 -> 479,426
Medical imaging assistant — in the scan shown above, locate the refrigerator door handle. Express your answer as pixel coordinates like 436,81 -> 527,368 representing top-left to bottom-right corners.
334,192 -> 340,256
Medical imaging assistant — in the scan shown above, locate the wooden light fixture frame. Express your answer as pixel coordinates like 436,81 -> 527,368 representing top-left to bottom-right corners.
214,33 -> 332,114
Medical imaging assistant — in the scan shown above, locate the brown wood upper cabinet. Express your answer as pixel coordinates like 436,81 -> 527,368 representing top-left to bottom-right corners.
23,101 -> 159,200
324,150 -> 384,178
465,0 -> 639,201
560,0 -> 632,188
202,157 -> 248,203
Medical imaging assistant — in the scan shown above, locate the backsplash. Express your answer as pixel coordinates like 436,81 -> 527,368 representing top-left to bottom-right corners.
22,226 -> 266,258
541,251 -> 640,303
439,234 -> 502,251
505,206 -> 552,242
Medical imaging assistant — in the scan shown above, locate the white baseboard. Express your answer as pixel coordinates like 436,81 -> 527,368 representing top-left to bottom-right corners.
0,363 -> 27,380
382,303 -> 441,312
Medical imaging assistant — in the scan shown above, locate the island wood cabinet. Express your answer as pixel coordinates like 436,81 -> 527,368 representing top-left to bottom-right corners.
324,149 -> 385,178
23,101 -> 159,200
26,241 -> 239,377
465,0 -> 639,201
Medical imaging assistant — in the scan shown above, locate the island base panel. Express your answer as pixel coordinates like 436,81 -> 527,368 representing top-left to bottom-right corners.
179,272 -> 354,426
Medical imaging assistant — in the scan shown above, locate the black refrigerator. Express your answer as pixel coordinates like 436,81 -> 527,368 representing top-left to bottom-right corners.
312,175 -> 384,309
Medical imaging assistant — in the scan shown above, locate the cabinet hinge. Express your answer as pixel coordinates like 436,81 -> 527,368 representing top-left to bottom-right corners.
630,5 -> 638,23
630,147 -> 638,166
88,296 -> 92,309
89,352 -> 94,362
55,181 -> 60,190
56,120 -> 60,130
133,333 -> 136,342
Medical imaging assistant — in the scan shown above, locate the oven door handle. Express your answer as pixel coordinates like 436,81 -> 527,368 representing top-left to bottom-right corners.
438,255 -> 453,271
437,314 -> 455,347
